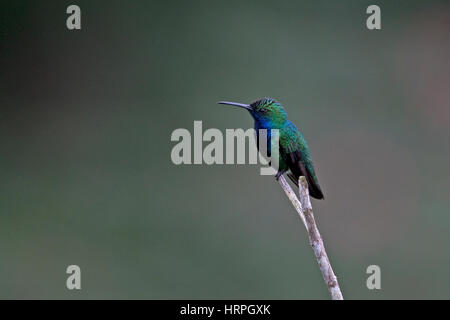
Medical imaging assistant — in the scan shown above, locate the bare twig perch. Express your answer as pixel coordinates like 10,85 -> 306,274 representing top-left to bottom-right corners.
278,175 -> 344,300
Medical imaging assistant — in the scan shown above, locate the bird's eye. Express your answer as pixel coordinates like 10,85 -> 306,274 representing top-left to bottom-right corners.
259,108 -> 267,113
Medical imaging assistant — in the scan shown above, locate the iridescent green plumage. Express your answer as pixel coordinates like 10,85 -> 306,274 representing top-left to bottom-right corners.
219,97 -> 324,199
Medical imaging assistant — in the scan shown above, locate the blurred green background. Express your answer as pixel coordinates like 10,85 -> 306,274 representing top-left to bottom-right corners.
0,0 -> 449,299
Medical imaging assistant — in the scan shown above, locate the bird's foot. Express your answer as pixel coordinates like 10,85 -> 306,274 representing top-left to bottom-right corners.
275,170 -> 286,180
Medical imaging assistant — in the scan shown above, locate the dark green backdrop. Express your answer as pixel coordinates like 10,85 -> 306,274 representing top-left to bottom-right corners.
0,0 -> 449,299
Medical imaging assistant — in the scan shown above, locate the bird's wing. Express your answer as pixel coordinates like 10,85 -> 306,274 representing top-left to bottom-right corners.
280,130 -> 324,200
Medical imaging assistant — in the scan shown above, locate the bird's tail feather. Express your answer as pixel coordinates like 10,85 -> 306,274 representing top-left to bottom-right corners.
287,172 -> 324,200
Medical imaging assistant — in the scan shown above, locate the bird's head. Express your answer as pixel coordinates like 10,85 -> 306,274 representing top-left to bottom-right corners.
218,97 -> 287,126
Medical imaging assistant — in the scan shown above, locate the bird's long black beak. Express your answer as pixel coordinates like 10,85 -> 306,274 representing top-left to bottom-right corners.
218,101 -> 252,111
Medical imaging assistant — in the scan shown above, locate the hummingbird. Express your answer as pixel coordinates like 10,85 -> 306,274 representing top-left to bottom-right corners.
218,98 -> 324,199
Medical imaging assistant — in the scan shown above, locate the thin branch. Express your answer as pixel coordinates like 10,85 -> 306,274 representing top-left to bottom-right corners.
278,175 -> 307,228
278,175 -> 344,300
